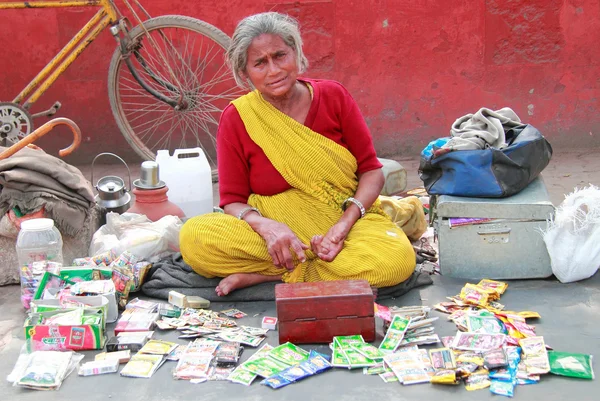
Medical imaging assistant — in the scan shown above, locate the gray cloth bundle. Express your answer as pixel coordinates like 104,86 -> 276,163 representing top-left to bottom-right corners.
443,107 -> 522,151
141,252 -> 433,302
0,146 -> 95,236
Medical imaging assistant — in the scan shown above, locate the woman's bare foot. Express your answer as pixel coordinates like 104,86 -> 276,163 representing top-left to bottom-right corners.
216,273 -> 282,296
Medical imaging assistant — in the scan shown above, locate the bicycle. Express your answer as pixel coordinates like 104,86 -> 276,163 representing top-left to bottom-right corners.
0,0 -> 246,173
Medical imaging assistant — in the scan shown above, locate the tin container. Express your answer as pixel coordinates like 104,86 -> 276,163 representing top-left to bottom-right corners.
434,176 -> 555,279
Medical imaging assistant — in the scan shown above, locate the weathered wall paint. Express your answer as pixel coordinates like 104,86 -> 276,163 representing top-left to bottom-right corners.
1,0 -> 599,164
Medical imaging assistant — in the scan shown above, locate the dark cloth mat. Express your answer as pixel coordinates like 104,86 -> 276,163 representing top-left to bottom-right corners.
141,252 -> 433,302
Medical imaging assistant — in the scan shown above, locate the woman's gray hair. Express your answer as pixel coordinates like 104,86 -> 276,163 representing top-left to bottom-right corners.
227,12 -> 309,88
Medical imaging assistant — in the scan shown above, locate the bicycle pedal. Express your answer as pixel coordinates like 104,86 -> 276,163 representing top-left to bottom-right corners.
31,101 -> 62,119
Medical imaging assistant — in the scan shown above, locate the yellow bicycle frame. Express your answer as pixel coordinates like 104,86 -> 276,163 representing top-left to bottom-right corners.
0,0 -> 119,108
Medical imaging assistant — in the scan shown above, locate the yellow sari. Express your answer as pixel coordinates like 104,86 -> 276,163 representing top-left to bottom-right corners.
180,90 -> 424,287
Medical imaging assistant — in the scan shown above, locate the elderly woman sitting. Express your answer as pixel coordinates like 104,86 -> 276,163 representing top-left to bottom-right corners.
179,12 -> 425,296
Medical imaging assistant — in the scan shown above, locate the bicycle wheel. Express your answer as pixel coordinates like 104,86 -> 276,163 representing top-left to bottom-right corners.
108,15 -> 246,172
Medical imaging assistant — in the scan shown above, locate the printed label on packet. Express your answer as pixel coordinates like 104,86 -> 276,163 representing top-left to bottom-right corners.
269,342 -> 310,365
350,342 -> 386,360
379,315 -> 411,353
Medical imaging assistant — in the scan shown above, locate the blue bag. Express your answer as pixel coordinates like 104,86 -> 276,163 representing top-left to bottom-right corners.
418,124 -> 552,197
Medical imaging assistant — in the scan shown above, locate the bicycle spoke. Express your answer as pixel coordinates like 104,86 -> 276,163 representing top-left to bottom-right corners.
111,18 -> 247,168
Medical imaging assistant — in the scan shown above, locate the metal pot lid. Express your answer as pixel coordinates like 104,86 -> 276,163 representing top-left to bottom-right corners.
97,175 -> 126,193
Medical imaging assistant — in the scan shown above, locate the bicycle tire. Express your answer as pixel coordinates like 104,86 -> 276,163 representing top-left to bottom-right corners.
107,15 -> 245,171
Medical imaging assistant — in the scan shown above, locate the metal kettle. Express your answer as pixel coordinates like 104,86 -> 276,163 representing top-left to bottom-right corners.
91,153 -> 132,220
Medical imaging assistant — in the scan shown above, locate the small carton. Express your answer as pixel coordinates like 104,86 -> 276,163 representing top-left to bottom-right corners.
262,316 -> 278,330
168,291 -> 187,308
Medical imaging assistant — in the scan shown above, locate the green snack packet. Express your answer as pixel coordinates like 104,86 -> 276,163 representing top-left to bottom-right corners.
548,351 -> 594,380
342,348 -> 378,368
269,342 -> 310,365
333,335 -> 365,348
332,343 -> 351,368
241,356 -> 290,378
351,342 -> 386,360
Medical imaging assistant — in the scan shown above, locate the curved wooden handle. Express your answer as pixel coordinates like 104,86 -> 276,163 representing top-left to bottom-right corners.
0,117 -> 82,160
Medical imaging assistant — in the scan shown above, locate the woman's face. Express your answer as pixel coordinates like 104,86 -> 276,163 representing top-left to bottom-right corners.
243,33 -> 299,99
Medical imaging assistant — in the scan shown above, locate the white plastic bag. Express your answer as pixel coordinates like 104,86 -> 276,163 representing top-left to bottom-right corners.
89,212 -> 182,260
542,185 -> 600,283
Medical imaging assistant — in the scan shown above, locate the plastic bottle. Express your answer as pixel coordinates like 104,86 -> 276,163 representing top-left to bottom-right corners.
16,218 -> 63,309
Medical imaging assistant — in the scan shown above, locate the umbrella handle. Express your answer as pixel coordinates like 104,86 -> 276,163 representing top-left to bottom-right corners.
0,117 -> 81,161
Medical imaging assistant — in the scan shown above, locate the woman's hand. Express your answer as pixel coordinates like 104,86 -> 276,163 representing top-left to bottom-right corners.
256,220 -> 309,271
311,220 -> 352,262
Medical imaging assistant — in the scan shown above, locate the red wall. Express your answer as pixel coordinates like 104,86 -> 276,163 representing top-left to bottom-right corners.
1,0 -> 599,165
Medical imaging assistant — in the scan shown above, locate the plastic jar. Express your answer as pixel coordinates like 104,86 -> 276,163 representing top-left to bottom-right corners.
16,218 -> 63,309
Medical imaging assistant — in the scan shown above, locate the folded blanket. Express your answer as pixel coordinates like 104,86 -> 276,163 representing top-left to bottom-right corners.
443,107 -> 522,151
0,146 -> 95,236
141,252 -> 433,302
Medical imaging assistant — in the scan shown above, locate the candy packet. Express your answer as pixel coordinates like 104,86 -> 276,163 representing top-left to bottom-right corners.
261,375 -> 292,389
430,369 -> 459,385
138,340 -> 179,355
520,336 -> 550,374
477,279 -> 508,295
220,308 -> 247,319
548,351 -> 594,379
363,363 -> 386,375
342,348 -> 378,368
379,315 -> 411,353
306,350 -> 332,374
241,356 -> 290,378
490,379 -> 515,397
279,364 -> 314,382
173,353 -> 212,380
466,314 -> 506,335
208,365 -> 236,381
428,348 -> 456,370
215,341 -> 242,365
464,368 -> 490,391
452,332 -> 506,352
241,326 -> 269,336
379,369 -> 400,383
483,347 -> 508,370
331,341 -> 351,368
228,367 -> 257,386
350,342 -> 386,360
459,284 -> 490,306
269,342 -> 310,365
456,351 -> 484,366
121,354 -> 165,378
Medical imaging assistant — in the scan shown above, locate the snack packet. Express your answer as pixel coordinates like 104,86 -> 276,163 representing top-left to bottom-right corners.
548,351 -> 594,379
430,369 -> 459,385
490,379 -> 515,397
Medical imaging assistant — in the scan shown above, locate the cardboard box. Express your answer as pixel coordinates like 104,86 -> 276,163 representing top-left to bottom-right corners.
30,295 -> 109,324
275,280 -> 375,344
25,307 -> 106,351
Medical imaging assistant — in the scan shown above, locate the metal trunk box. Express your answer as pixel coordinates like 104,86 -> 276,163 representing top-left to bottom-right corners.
275,280 -> 375,344
434,177 -> 555,280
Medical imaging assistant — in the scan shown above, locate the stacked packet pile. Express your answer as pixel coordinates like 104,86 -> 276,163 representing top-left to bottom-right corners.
376,305 -> 441,348
154,307 -> 267,347
73,251 -> 151,308
120,339 -> 178,378
228,342 -> 332,388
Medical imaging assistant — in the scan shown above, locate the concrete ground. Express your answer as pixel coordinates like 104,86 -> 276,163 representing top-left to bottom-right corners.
1,146 -> 599,399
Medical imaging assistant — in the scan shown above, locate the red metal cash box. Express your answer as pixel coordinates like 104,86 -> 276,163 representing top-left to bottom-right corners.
275,280 -> 375,344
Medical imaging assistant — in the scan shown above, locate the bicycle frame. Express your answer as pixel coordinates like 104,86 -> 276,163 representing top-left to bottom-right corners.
0,0 -> 119,109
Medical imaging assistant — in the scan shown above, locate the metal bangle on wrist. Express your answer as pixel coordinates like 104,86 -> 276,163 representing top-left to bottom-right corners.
342,197 -> 366,218
237,207 -> 262,220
